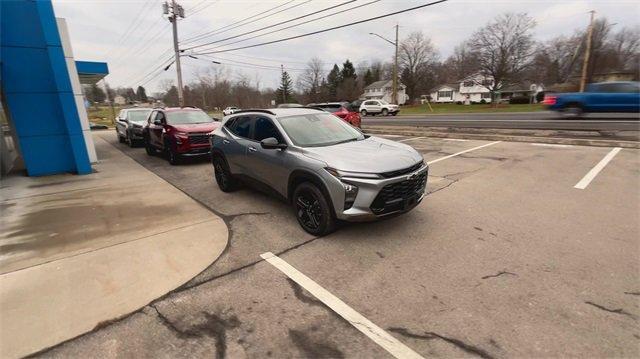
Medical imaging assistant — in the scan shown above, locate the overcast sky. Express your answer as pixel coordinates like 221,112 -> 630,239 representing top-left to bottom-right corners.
52,0 -> 640,93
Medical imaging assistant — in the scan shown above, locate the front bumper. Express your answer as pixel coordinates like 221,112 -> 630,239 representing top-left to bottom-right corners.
328,164 -> 428,221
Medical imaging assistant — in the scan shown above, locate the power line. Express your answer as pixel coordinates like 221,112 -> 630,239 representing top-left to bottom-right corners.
181,0 -> 356,50
194,0 -> 449,55
180,0 -> 298,44
190,0 -> 381,53
187,0 -> 222,17
104,0 -> 158,60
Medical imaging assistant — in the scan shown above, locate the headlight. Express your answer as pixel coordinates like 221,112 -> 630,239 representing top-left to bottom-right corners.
175,132 -> 188,144
325,167 -> 381,179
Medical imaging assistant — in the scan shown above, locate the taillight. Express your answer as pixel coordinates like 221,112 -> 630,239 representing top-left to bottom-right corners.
542,95 -> 557,105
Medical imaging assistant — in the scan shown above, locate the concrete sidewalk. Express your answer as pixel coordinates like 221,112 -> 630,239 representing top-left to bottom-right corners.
0,135 -> 228,358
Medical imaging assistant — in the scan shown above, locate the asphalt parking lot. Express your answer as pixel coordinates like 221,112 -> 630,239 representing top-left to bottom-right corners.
40,131 -> 639,358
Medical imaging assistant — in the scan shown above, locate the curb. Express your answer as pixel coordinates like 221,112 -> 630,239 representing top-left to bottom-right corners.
363,127 -> 640,149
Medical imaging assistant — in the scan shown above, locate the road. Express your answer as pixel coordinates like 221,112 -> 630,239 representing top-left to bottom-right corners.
363,111 -> 640,131
40,131 -> 639,358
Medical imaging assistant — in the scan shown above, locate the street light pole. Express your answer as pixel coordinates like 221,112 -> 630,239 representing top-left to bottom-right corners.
369,26 -> 399,104
393,24 -> 399,105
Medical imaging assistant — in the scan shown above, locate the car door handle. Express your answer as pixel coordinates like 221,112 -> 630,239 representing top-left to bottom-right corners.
222,139 -> 230,144
248,146 -> 257,152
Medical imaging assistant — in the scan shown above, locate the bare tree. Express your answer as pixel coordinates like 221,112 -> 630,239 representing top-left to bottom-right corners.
469,13 -> 536,101
297,57 -> 325,103
399,31 -> 439,101
442,43 -> 480,82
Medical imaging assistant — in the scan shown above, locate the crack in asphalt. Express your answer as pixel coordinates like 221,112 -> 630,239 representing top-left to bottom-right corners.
584,301 -> 637,319
623,291 -> 640,296
388,327 -> 495,359
481,271 -> 517,280
150,304 -> 240,358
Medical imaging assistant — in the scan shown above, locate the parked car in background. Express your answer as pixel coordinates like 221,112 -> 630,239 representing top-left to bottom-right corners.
359,99 -> 400,116
223,106 -> 241,116
543,81 -> 640,117
115,108 -> 152,147
210,108 -> 427,235
307,102 -> 361,128
143,107 -> 221,165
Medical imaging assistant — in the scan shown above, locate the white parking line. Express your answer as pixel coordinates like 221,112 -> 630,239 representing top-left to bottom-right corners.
574,147 -> 622,189
531,143 -> 573,148
379,134 -> 403,138
442,138 -> 469,142
427,141 -> 502,165
260,252 -> 424,359
398,137 -> 425,142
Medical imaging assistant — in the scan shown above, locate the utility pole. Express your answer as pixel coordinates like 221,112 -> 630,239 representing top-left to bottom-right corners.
164,1 -> 185,106
280,64 -> 286,104
393,24 -> 399,105
579,10 -> 595,92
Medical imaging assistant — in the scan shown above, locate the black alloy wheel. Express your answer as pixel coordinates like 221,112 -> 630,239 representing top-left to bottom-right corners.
293,182 -> 336,236
213,157 -> 237,192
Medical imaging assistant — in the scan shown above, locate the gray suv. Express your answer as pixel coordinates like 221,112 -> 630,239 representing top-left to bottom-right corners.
210,108 -> 428,235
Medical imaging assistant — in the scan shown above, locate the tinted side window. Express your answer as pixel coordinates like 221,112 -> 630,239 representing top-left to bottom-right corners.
253,117 -> 282,142
227,116 -> 251,138
156,111 -> 166,123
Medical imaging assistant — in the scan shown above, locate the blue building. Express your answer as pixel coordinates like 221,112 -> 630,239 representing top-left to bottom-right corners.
1,0 -> 109,177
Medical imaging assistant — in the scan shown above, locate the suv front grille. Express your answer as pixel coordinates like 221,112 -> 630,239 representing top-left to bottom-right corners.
370,170 -> 427,215
380,161 -> 424,178
189,133 -> 210,145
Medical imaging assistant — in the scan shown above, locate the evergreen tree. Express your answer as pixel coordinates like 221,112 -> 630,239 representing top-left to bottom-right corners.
326,64 -> 341,100
363,69 -> 374,86
340,60 -> 357,81
136,86 -> 148,102
275,71 -> 295,104
85,83 -> 105,104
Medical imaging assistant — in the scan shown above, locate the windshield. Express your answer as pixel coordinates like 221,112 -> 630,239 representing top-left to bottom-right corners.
277,113 -> 364,147
127,110 -> 151,123
166,110 -> 213,125
378,100 -> 389,105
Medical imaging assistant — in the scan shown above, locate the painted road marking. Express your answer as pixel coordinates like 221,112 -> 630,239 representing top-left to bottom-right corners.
379,134 -> 403,138
399,137 -> 425,142
442,138 -> 469,142
427,141 -> 502,165
574,147 -> 622,189
531,143 -> 573,148
260,252 -> 424,359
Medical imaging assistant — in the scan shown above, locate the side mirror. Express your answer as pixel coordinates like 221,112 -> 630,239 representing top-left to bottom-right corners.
260,137 -> 287,150
153,120 -> 163,126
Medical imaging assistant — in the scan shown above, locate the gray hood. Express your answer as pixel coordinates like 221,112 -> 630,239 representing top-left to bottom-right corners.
302,136 -> 423,173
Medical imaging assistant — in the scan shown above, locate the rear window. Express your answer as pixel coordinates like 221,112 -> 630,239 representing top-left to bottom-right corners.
315,104 -> 342,112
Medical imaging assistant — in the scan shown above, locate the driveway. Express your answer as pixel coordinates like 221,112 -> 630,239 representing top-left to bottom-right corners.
38,131 -> 639,358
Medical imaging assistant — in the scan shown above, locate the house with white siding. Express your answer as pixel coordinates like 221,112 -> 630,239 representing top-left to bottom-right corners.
429,73 -> 544,104
360,80 -> 409,105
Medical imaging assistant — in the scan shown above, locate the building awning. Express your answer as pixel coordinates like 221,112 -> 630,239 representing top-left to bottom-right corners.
75,61 -> 109,84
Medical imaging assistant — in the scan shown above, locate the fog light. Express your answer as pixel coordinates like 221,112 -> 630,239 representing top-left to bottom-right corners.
343,182 -> 358,210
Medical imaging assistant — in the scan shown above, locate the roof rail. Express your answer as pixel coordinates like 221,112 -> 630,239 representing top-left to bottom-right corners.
232,109 -> 276,115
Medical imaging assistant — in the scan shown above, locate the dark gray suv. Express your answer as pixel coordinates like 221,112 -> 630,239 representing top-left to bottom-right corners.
210,108 -> 428,235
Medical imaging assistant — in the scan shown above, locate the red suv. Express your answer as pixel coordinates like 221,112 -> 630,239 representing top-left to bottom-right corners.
143,107 -> 221,165
307,102 -> 361,128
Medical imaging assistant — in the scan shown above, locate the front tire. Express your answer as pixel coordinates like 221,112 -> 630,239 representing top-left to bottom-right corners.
382,108 -> 389,116
144,139 -> 156,156
360,109 -> 367,117
293,182 -> 336,236
166,143 -> 180,165
213,156 -> 238,192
